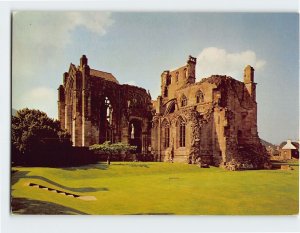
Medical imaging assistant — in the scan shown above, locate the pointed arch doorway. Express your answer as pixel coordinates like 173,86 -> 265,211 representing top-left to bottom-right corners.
129,119 -> 142,153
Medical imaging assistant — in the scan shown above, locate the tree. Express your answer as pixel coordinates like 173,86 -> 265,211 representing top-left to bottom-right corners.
89,141 -> 137,164
11,108 -> 71,165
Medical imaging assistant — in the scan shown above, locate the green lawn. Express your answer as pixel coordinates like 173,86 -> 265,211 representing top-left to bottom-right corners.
11,161 -> 299,215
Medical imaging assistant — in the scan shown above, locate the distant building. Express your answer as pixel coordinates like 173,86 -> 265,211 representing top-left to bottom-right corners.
267,146 -> 280,159
279,140 -> 299,160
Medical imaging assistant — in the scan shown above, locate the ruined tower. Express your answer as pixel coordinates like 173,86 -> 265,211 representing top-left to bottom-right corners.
244,65 -> 256,101
151,56 -> 269,169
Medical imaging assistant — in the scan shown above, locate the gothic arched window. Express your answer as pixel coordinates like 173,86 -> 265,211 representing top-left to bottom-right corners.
177,117 -> 186,147
105,97 -> 112,125
176,72 -> 179,82
104,96 -> 113,142
196,90 -> 204,103
181,95 -> 187,107
164,86 -> 168,97
166,75 -> 171,85
162,120 -> 170,148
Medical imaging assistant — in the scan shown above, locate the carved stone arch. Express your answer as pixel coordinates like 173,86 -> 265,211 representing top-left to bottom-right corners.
164,99 -> 176,115
196,90 -> 204,103
161,118 -> 170,149
97,94 -> 116,143
152,117 -> 159,128
176,115 -> 186,148
128,118 -> 142,153
176,115 -> 187,126
180,94 -> 188,107
161,118 -> 170,127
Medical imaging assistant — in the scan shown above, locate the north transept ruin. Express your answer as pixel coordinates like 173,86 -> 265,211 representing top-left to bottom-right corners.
58,55 -> 153,154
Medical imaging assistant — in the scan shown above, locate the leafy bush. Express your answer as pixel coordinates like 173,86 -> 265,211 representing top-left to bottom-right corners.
11,108 -> 72,165
89,141 -> 137,162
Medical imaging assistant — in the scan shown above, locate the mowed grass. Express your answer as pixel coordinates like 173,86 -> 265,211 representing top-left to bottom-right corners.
11,161 -> 298,215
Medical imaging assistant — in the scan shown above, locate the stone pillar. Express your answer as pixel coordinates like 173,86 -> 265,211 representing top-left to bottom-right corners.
82,90 -> 92,147
57,85 -> 65,129
244,65 -> 256,101
65,104 -> 72,137
186,55 -> 196,84
158,117 -> 162,161
120,116 -> 129,144
161,71 -> 169,98
72,89 -> 83,146
156,96 -> 162,114
151,118 -> 159,161
81,63 -> 91,147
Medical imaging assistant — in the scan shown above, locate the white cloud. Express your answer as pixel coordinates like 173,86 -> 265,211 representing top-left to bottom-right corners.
12,12 -> 114,118
67,12 -> 113,37
13,11 -> 113,49
12,11 -> 114,79
196,47 -> 266,80
16,87 -> 57,119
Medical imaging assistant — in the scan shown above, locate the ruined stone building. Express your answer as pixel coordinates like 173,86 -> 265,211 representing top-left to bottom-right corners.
151,56 -> 268,169
58,55 -> 268,169
58,55 -> 153,153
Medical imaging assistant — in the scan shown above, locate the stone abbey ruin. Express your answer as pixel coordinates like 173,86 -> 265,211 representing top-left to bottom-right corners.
58,55 -> 269,169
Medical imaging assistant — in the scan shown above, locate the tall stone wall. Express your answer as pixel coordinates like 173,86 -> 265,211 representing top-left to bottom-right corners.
58,55 -> 153,153
152,56 -> 269,169
58,55 -> 269,169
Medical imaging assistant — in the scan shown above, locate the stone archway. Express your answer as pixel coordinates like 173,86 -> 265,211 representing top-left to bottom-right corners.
99,96 -> 114,144
128,119 -> 142,153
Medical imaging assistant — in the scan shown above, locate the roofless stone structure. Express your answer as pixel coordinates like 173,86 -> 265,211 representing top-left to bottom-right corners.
58,55 -> 269,169
58,55 -> 153,154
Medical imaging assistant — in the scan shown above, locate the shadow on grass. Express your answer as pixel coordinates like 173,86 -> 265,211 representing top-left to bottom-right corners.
61,162 -> 109,171
11,170 -> 30,186
11,197 -> 87,215
129,213 -> 174,215
11,170 -> 108,192
113,163 -> 149,168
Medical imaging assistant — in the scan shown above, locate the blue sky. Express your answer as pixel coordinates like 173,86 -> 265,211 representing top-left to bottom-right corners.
12,12 -> 299,144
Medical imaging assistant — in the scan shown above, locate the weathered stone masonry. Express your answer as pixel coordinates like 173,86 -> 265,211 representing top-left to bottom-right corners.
58,55 -> 153,153
58,55 -> 269,169
151,56 -> 269,169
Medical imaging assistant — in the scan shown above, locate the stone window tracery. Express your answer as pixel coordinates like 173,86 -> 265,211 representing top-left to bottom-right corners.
196,90 -> 204,103
166,75 -> 171,85
130,123 -> 135,139
181,95 -> 187,107
177,117 -> 186,147
104,96 -> 113,142
105,97 -> 112,125
162,120 -> 170,148
164,86 -> 168,97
